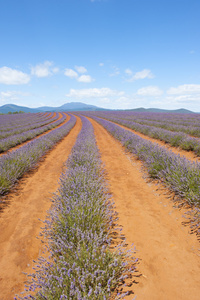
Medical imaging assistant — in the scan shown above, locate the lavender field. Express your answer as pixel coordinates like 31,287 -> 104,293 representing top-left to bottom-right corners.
0,111 -> 200,299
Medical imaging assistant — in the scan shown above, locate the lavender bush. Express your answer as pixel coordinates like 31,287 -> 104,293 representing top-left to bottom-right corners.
16,116 -> 136,300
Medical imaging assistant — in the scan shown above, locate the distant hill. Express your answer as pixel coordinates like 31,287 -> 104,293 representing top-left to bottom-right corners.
129,107 -> 195,114
0,102 -> 107,114
39,102 -> 107,112
0,102 -> 197,114
0,104 -> 40,114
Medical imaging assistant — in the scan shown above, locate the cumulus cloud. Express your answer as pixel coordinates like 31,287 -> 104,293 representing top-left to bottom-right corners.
77,75 -> 94,83
64,65 -> 94,83
167,84 -> 200,95
0,67 -> 30,85
137,86 -> 163,97
75,66 -> 87,73
109,66 -> 120,77
66,87 -> 124,98
52,67 -> 59,74
64,68 -> 78,79
127,69 -> 154,82
1,91 -> 17,98
0,90 -> 30,102
115,96 -> 133,108
165,94 -> 200,106
31,61 -> 58,78
125,68 -> 133,76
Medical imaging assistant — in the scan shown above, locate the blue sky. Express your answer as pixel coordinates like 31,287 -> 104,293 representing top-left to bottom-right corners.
0,0 -> 200,111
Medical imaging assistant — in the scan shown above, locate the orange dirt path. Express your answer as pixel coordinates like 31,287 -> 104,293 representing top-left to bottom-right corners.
41,111 -> 58,124
0,116 -> 82,300
89,118 -> 200,300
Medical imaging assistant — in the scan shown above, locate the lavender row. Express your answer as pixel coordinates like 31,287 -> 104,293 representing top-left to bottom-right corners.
0,112 -> 58,139
16,116 -> 136,299
0,115 -> 76,196
0,112 -> 53,132
85,112 -> 200,156
88,116 -> 200,208
0,113 -> 66,153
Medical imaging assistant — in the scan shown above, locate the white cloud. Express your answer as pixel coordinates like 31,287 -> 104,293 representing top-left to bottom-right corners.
167,84 -> 200,95
127,69 -> 154,81
116,96 -> 133,108
125,68 -> 133,76
164,94 -> 200,111
110,66 -> 120,77
1,91 -> 17,98
137,86 -> 163,97
99,62 -> 104,67
77,75 -> 94,83
173,95 -> 199,102
75,66 -> 87,73
64,68 -> 78,79
52,67 -> 59,74
31,61 -> 57,78
64,66 -> 94,83
66,87 -> 124,98
99,97 -> 110,103
0,90 -> 30,102
165,94 -> 200,105
0,67 -> 30,85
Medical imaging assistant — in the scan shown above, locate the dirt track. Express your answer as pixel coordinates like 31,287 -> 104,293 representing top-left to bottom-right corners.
0,116 -> 82,300
89,117 -> 200,300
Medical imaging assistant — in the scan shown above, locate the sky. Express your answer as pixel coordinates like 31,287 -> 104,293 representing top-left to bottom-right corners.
0,0 -> 200,111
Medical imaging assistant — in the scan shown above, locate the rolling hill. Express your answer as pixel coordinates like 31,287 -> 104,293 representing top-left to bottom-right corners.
0,102 -> 196,114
